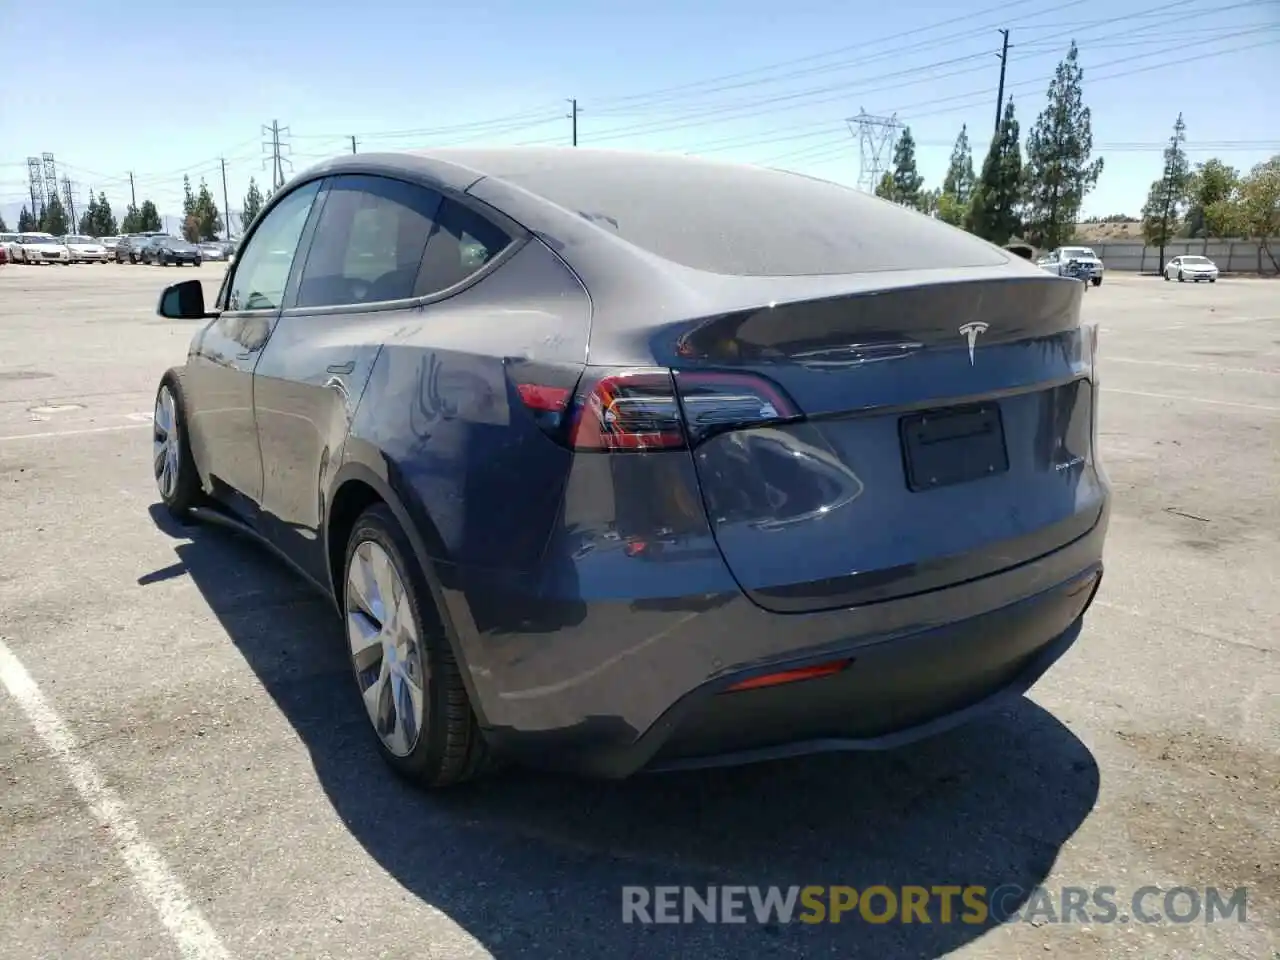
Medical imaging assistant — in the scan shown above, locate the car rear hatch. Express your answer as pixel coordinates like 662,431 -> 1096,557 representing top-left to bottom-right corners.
666,273 -> 1103,614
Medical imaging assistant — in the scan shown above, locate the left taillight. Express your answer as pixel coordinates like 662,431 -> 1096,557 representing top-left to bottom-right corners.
512,364 -> 800,452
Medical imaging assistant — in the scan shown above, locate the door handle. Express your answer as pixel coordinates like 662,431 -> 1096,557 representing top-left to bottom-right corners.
237,352 -> 253,360
327,360 -> 355,374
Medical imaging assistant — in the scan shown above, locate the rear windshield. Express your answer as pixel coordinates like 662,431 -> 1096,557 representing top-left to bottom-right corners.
474,152 -> 1007,277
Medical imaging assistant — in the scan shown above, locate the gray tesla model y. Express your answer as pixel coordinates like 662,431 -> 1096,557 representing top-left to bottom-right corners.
151,147 -> 1109,787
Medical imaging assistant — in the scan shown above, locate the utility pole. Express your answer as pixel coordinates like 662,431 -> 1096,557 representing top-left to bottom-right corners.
220,157 -> 232,239
1157,113 -> 1186,276
567,99 -> 579,146
128,171 -> 137,209
262,120 -> 292,190
994,29 -> 1011,136
351,135 -> 358,154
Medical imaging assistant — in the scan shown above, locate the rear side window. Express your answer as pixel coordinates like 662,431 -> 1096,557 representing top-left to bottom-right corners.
415,198 -> 512,296
479,153 -> 1007,276
295,175 -> 442,309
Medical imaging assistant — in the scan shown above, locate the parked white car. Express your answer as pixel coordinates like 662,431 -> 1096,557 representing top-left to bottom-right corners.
0,233 -> 18,262
1164,255 -> 1219,283
62,235 -> 110,263
11,233 -> 71,264
1037,246 -> 1105,286
197,241 -> 227,261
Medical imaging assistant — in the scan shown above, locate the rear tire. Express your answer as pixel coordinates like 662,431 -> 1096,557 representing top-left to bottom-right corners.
342,504 -> 491,788
153,371 -> 203,518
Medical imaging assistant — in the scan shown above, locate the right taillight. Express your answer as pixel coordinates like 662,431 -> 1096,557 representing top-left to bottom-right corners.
568,369 -> 687,451
517,366 -> 801,452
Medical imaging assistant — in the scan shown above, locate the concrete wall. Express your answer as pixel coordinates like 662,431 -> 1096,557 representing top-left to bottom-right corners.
1086,239 -> 1279,275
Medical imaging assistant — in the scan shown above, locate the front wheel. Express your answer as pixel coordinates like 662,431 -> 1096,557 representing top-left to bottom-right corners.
1091,277 -> 1102,287
343,504 -> 491,788
153,372 -> 203,517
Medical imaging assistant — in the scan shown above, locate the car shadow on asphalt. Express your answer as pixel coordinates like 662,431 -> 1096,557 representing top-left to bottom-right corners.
146,505 -> 1101,959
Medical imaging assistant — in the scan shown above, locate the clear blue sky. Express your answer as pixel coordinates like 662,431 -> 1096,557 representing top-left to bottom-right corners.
3,0 -> 1276,231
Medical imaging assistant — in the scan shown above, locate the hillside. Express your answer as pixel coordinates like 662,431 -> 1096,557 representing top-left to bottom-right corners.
1073,220 -> 1144,242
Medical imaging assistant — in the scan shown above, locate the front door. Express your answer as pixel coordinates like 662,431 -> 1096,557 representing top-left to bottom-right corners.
183,179 -> 324,517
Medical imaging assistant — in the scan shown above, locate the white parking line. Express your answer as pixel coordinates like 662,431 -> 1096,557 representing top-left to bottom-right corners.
1105,388 -> 1280,413
1144,315 -> 1277,331
0,422 -> 150,442
1106,356 -> 1277,376
0,640 -> 232,960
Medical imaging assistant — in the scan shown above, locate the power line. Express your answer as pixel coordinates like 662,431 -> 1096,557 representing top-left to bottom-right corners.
665,31 -> 1278,159
583,0 -> 1097,113
576,12 -> 1265,146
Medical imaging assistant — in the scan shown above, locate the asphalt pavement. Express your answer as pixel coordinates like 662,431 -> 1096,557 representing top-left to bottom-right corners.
0,261 -> 1275,959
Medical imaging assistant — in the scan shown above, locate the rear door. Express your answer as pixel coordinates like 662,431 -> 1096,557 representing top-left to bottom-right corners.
674,272 -> 1103,613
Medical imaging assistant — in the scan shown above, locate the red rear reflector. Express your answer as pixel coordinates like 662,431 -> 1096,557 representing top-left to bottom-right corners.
723,658 -> 852,692
516,382 -> 571,413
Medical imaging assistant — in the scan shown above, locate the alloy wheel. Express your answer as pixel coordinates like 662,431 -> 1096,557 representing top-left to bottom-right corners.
345,540 -> 426,758
153,386 -> 180,500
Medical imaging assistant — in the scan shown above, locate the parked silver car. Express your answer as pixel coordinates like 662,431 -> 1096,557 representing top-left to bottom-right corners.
1163,255 -> 1218,283
63,235 -> 110,263
1038,246 -> 1104,287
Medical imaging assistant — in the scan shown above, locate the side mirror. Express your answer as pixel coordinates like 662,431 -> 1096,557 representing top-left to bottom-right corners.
157,279 -> 211,319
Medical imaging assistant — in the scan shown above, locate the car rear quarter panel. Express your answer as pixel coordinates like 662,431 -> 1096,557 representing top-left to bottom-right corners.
338,234 -> 592,573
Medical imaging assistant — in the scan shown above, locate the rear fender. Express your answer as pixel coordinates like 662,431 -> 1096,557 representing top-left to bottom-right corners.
326,451 -> 492,728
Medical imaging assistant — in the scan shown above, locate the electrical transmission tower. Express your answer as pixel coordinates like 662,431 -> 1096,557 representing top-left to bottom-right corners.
26,158 -> 45,220
262,120 -> 293,190
61,177 -> 78,227
42,154 -> 59,210
846,110 -> 903,193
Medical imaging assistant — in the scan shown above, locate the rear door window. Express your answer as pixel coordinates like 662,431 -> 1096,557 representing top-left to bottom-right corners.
414,198 -> 512,296
294,175 -> 442,309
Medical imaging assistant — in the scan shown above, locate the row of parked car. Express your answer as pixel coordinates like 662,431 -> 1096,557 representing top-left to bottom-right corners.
1033,245 -> 1222,284
0,231 -> 238,267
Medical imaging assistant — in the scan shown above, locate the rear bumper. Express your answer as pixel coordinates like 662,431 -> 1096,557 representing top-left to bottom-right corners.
643,568 -> 1098,774
447,501 -> 1109,779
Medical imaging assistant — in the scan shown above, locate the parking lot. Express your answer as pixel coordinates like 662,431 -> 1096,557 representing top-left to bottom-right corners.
0,263 -> 1276,959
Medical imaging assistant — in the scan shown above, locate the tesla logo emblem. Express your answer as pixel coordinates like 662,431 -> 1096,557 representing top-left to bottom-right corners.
958,322 -> 989,366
